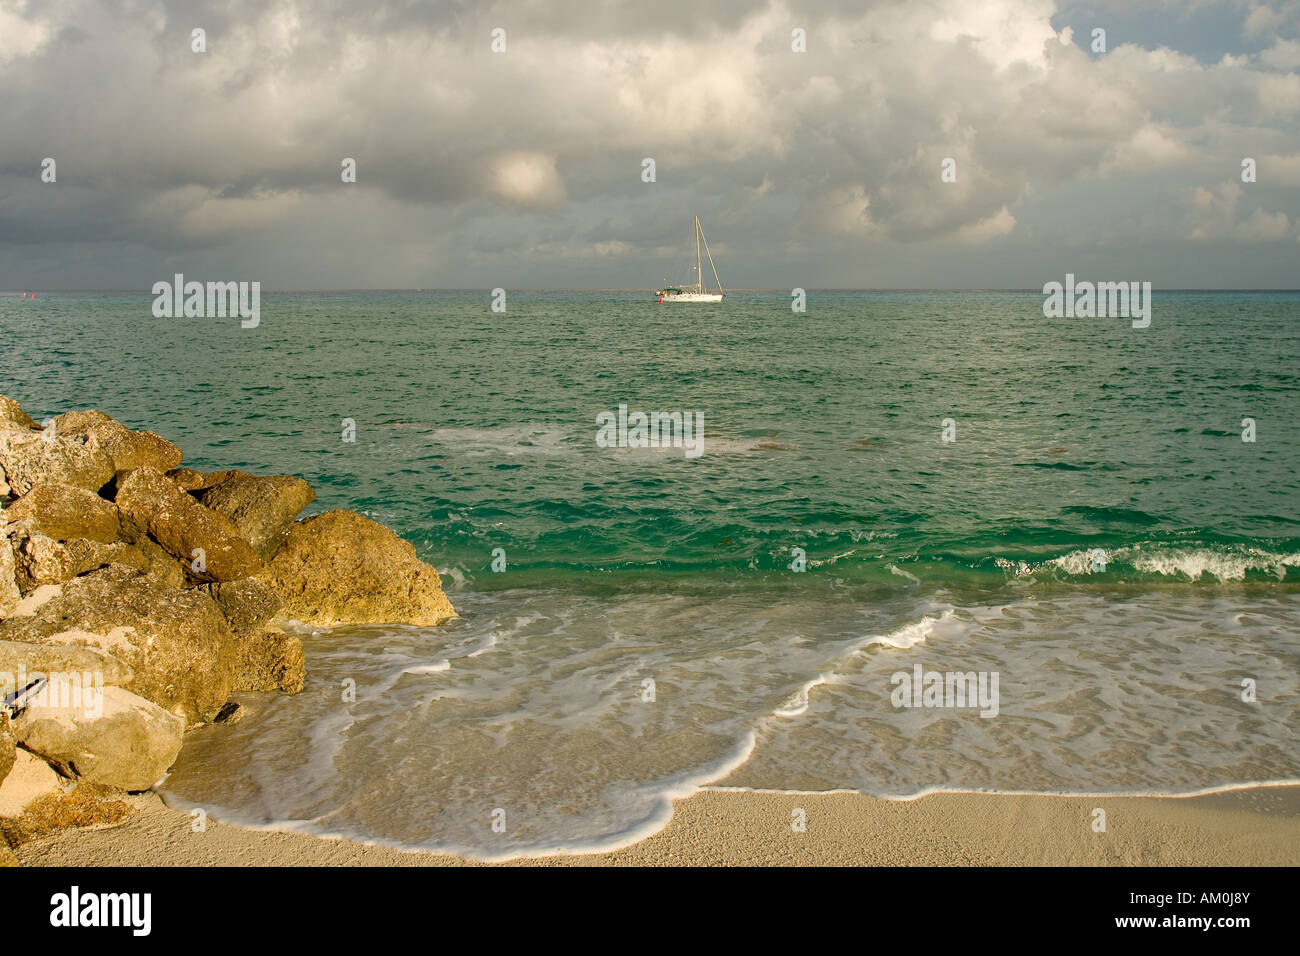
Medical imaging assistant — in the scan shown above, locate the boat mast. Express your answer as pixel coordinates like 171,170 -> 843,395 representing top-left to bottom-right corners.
694,216 -> 702,291
698,220 -> 724,294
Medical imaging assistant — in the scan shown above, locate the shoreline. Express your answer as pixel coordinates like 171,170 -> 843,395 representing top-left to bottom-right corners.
18,783 -> 1300,867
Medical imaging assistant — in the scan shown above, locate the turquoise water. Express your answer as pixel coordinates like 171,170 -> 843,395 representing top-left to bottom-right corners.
4,290 -> 1298,858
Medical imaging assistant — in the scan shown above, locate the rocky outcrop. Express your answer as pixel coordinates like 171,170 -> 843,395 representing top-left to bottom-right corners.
258,510 -> 455,627
197,473 -> 316,560
6,523 -> 134,591
0,397 -> 38,431
199,577 -> 282,631
0,639 -> 135,687
53,410 -> 182,473
0,426 -> 115,497
232,630 -> 305,694
13,684 -> 184,791
3,481 -> 120,542
115,466 -> 262,582
0,566 -> 234,724
0,393 -> 455,818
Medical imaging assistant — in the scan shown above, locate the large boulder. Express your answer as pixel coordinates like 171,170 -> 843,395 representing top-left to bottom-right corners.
5,523 -> 134,592
258,510 -> 455,626
0,426 -> 115,497
0,532 -> 18,617
0,565 -> 235,723
0,639 -> 134,687
4,481 -> 121,542
232,630 -> 304,694
196,473 -> 316,560
0,395 -> 38,431
199,577 -> 282,630
114,466 -> 261,582
166,467 -> 244,493
53,410 -> 182,473
14,683 -> 184,791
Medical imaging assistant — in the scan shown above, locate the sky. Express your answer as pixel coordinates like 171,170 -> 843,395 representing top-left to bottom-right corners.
1,0 -> 1298,290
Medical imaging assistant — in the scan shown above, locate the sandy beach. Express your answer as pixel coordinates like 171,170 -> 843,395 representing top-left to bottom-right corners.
17,784 -> 1300,867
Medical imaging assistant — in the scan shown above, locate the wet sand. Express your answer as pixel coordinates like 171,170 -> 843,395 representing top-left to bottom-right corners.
17,784 -> 1300,866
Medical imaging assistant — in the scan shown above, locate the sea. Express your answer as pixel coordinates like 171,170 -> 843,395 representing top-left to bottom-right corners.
4,289 -> 1298,860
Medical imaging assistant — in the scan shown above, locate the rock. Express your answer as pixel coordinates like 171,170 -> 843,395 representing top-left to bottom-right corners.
113,528 -> 187,590
0,395 -> 39,431
0,565 -> 234,723
166,467 -> 245,493
0,750 -> 64,818
232,630 -> 304,694
6,523 -> 135,592
258,510 -> 455,627
197,473 -> 316,560
0,713 -> 15,790
53,410 -> 182,473
0,532 -> 18,617
199,577 -> 282,630
3,481 -> 120,542
0,426 -> 115,497
0,640 -> 134,687
14,683 -> 184,791
114,466 -> 261,582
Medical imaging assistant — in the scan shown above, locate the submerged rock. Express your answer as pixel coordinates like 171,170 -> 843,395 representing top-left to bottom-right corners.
258,509 -> 455,627
14,683 -> 184,791
0,565 -> 234,723
197,472 -> 316,560
53,410 -> 182,473
232,629 -> 304,694
115,466 -> 262,582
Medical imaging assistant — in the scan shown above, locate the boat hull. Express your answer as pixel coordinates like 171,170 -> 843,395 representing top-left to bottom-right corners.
658,293 -> 723,302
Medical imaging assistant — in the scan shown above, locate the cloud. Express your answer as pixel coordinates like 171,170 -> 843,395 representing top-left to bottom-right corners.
0,0 -> 1297,288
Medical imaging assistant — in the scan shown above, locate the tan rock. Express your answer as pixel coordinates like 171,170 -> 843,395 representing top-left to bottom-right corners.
0,639 -> 134,687
53,410 -> 182,473
0,749 -> 64,818
0,426 -> 115,496
0,566 -> 234,723
0,532 -> 18,617
4,481 -> 120,542
165,467 -> 245,493
114,466 -> 261,582
232,629 -> 305,694
258,510 -> 455,627
6,523 -> 134,592
197,473 -> 316,560
199,577 -> 282,630
14,683 -> 184,791
0,395 -> 39,431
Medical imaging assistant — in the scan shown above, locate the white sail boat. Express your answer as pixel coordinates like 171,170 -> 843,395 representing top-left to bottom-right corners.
657,216 -> 724,302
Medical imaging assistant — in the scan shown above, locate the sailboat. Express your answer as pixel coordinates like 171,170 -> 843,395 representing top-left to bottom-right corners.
657,216 -> 724,302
